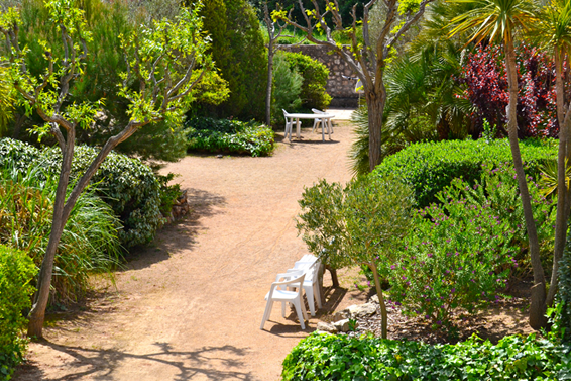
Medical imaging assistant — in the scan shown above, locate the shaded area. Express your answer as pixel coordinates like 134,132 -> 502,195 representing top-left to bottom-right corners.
120,188 -> 227,272
14,341 -> 252,381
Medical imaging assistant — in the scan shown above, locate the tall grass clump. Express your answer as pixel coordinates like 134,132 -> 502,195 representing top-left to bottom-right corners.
0,165 -> 122,304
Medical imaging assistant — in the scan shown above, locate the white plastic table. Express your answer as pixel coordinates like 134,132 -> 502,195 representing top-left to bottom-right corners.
285,113 -> 335,141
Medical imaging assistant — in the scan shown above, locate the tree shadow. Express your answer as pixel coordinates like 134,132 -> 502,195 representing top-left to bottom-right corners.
121,187 -> 227,272
13,341 -> 253,381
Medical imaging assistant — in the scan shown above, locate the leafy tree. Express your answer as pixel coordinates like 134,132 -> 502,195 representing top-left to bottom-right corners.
297,175 -> 414,339
449,0 -> 546,329
198,0 -> 267,120
0,0 -> 217,338
0,66 -> 14,135
276,0 -> 434,172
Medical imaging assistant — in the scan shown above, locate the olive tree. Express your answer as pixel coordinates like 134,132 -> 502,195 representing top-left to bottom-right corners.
297,175 -> 413,339
0,0 -> 218,338
275,0 -> 433,171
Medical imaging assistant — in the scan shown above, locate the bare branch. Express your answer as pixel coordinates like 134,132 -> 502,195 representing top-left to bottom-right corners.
385,0 -> 433,58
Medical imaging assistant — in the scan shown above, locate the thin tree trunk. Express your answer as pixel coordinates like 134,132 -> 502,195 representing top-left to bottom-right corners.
27,122 -> 140,339
504,39 -> 547,329
265,40 -> 274,126
369,263 -> 387,339
27,128 -> 75,339
547,48 -> 571,306
366,87 -> 386,172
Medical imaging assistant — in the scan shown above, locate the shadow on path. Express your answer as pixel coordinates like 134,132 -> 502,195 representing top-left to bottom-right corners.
15,341 -> 252,381
121,188 -> 227,272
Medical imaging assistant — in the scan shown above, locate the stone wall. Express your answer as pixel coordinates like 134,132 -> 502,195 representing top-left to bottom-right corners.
277,44 -> 359,108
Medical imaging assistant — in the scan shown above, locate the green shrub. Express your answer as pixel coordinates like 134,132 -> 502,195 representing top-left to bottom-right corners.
0,245 -> 36,381
0,166 -> 122,304
282,332 -> 571,381
271,52 -> 303,125
0,138 -> 164,248
186,117 -> 275,157
38,146 -> 164,248
283,51 -> 332,112
372,138 -> 558,207
199,0 -> 267,120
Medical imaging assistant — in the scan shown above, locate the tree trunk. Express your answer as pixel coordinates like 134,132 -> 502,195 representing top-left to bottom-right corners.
369,263 -> 387,339
325,265 -> 339,288
265,40 -> 274,126
366,88 -> 386,172
27,130 -> 75,339
504,39 -> 547,329
547,48 -> 571,306
27,122 -> 139,339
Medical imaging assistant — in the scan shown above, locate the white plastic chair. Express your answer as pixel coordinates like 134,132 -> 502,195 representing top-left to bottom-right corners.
311,108 -> 333,134
260,272 -> 308,329
282,109 -> 299,140
288,260 -> 323,316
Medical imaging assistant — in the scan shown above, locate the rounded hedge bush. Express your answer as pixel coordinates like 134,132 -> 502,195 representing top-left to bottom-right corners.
372,138 -> 558,207
0,138 -> 164,248
0,245 -> 36,381
283,51 -> 332,112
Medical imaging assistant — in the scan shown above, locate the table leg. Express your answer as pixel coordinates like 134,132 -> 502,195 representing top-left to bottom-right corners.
328,118 -> 332,139
296,118 -> 301,139
321,119 -> 325,141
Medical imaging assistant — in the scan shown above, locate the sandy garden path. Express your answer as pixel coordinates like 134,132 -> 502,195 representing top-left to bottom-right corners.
13,116 -> 359,381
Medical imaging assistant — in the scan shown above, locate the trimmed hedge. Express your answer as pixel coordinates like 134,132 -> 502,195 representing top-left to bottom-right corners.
372,138 -> 558,207
186,117 -> 275,157
283,51 -> 332,112
0,245 -> 36,381
0,138 -> 164,248
282,332 -> 571,381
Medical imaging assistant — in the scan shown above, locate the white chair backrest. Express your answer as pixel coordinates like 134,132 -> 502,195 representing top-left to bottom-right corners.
312,108 -> 325,114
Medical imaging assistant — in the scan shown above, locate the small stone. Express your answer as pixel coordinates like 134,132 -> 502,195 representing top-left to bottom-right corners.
216,154 -> 223,158
316,321 -> 338,333
369,294 -> 379,304
346,303 -> 377,318
333,311 -> 348,321
333,318 -> 351,332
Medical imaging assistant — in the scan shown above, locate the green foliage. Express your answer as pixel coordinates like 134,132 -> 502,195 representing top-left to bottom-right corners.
372,138 -> 558,208
186,117 -> 275,157
297,175 -> 414,272
0,165 -> 122,304
0,66 -> 14,136
156,173 -> 182,215
554,229 -> 571,343
0,245 -> 35,381
39,146 -> 164,248
199,0 -> 267,120
390,170 -> 525,330
281,332 -> 571,381
271,52 -> 303,124
0,138 -> 164,248
282,51 -> 332,111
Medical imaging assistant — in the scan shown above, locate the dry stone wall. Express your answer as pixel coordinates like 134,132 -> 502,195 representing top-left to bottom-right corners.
277,44 -> 360,108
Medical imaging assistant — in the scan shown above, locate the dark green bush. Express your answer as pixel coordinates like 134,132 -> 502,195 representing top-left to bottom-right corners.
186,117 -> 275,157
283,51 -> 332,112
199,0 -> 267,120
0,245 -> 36,381
282,332 -> 571,381
38,146 -> 164,248
372,138 -> 558,207
0,138 -> 164,248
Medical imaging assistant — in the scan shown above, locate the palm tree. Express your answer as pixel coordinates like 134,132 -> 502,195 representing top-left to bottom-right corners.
527,0 -> 571,307
449,0 -> 548,329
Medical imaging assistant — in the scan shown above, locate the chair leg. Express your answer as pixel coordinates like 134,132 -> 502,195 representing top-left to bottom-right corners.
292,299 -> 306,329
312,118 -> 319,133
260,300 -> 274,329
305,286 -> 316,316
314,283 -> 323,308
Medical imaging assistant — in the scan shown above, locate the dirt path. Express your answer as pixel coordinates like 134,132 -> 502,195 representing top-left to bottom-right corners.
14,119 -> 358,381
